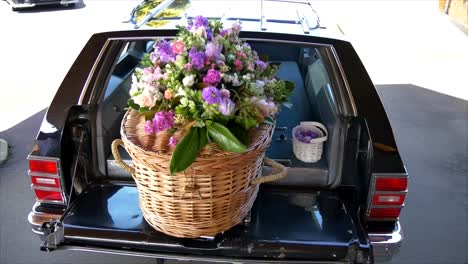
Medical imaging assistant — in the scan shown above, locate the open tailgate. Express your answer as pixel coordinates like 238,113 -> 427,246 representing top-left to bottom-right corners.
41,184 -> 372,263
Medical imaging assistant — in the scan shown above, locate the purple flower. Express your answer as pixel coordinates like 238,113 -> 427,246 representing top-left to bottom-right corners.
187,16 -> 213,40
168,136 -> 178,147
205,42 -> 222,60
218,98 -> 236,116
256,60 -> 267,73
202,86 -> 221,104
144,120 -> 155,134
155,40 -> 175,63
220,88 -> 230,99
202,69 -> 222,86
219,29 -> 229,36
189,48 -> 206,70
295,128 -> 319,143
152,110 -> 175,132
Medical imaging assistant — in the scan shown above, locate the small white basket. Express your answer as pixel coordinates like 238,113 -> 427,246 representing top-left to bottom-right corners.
292,122 -> 328,163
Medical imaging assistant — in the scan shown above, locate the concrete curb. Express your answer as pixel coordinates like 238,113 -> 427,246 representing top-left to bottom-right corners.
0,138 -> 8,165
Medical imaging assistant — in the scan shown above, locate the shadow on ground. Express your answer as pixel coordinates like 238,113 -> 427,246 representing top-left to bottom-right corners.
0,84 -> 467,264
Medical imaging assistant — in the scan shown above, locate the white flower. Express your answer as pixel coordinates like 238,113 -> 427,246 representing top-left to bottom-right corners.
133,90 -> 155,108
223,74 -> 234,83
242,74 -> 251,82
182,75 -> 195,87
255,80 -> 265,88
232,73 -> 243,87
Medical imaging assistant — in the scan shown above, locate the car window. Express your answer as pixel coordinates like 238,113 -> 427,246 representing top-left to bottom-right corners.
98,39 -> 342,179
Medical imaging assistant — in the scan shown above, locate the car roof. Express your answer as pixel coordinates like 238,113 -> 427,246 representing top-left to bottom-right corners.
123,0 -> 347,41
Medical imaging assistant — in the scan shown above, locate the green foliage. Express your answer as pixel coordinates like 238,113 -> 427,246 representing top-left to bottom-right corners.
207,122 -> 246,153
169,126 -> 208,174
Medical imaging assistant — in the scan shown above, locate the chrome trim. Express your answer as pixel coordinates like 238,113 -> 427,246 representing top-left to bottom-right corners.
28,211 -> 62,240
375,190 -> 408,195
77,39 -> 111,105
374,173 -> 409,178
28,170 -> 60,178
369,222 -> 403,262
370,205 -> 404,209
63,246 -> 348,263
31,185 -> 62,192
328,47 -> 358,116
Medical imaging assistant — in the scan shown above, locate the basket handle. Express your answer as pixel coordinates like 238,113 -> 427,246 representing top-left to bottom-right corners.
300,121 -> 328,143
251,157 -> 287,185
111,139 -> 135,175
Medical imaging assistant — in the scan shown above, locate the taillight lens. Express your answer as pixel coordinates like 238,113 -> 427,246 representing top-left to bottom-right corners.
29,159 -> 58,174
28,156 -> 65,204
372,194 -> 406,206
375,177 -> 407,191
33,189 -> 63,202
368,174 -> 408,221
369,207 -> 402,219
31,176 -> 60,188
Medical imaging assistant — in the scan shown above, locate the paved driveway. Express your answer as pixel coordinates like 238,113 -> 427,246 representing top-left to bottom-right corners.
0,1 -> 467,263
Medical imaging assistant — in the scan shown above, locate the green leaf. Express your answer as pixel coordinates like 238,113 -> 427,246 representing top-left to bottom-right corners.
263,116 -> 275,126
198,126 -> 208,150
170,127 -> 200,174
237,118 -> 258,130
127,99 -> 140,111
259,54 -> 269,62
228,122 -> 250,146
284,80 -> 295,91
207,122 -> 246,153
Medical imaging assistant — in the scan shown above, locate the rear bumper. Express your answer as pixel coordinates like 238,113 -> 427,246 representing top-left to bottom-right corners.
369,222 -> 403,262
29,208 -> 403,263
6,0 -> 79,9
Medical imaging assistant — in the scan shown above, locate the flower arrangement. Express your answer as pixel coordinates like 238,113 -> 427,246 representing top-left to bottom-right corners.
128,16 -> 294,174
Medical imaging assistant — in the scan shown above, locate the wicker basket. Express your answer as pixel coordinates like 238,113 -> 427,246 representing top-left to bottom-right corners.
292,122 -> 328,163
111,110 -> 287,238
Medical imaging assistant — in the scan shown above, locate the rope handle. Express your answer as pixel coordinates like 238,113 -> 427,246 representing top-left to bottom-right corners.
250,157 -> 287,185
111,139 -> 135,175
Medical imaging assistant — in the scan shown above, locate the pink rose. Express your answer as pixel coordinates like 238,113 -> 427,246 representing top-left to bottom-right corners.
172,40 -> 185,55
133,92 -> 155,108
164,89 -> 172,99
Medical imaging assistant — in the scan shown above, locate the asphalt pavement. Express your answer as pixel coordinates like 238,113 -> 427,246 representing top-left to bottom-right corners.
0,1 -> 467,264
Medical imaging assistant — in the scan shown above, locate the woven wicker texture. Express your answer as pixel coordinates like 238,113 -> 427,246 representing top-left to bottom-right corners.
112,110 -> 286,238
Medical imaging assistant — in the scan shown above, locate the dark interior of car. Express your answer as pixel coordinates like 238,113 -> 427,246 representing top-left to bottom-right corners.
98,40 -> 343,188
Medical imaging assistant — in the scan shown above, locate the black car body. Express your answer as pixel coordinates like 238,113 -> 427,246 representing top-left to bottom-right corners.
5,0 -> 79,11
27,1 -> 407,263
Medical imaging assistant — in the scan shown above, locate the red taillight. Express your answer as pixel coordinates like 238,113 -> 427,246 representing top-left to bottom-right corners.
375,177 -> 407,191
29,159 -> 58,174
369,207 -> 401,219
372,194 -> 406,206
368,174 -> 408,220
31,176 -> 60,188
33,189 -> 63,202
29,156 -> 65,204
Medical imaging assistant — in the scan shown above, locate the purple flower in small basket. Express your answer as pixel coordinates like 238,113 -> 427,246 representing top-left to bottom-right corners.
295,128 -> 319,143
